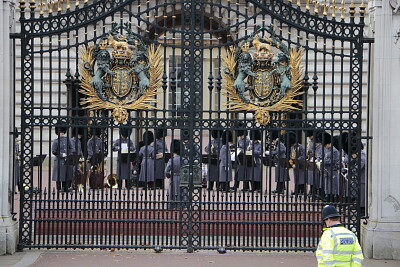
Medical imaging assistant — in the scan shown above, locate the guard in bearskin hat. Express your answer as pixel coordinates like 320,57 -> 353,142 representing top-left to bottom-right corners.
343,138 -> 366,215
219,130 -> 233,192
234,128 -> 251,191
205,129 -> 222,191
154,128 -> 168,189
266,130 -> 290,194
165,139 -> 181,209
112,128 -> 135,189
87,127 -> 106,189
320,132 -> 340,202
247,129 -> 262,192
70,127 -> 84,191
287,132 -> 306,195
52,125 -> 73,192
138,130 -> 155,189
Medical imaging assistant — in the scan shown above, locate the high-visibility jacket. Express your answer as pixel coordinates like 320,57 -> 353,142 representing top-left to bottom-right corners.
316,224 -> 363,267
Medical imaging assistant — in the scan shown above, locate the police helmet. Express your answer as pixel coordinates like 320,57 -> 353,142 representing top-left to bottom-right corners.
322,205 -> 341,221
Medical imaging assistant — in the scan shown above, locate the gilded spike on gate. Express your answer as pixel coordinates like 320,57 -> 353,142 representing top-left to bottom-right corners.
19,0 -> 26,11
313,0 -> 319,14
340,0 -> 346,20
331,0 -> 337,19
76,0 -> 79,7
39,0 -> 44,15
29,0 -> 36,12
297,0 -> 301,7
323,0 -> 328,16
48,1 -> 53,14
66,0 -> 70,10
57,0 -> 62,12
349,0 -> 356,17
306,0 -> 310,11
359,0 -> 366,17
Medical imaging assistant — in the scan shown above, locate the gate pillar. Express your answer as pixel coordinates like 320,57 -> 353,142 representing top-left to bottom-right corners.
0,0 -> 18,255
179,0 -> 204,252
363,1 -> 400,260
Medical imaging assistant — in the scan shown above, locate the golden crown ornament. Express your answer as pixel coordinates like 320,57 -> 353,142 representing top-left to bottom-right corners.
79,23 -> 163,124
223,25 -> 304,125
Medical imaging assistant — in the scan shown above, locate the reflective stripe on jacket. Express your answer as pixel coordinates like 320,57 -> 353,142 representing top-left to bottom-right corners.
316,224 -> 363,267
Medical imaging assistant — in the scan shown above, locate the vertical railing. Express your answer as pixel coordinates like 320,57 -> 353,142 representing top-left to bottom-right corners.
180,0 -> 204,252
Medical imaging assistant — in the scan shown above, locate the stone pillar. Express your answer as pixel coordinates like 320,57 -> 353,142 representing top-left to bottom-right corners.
0,0 -> 17,255
362,0 -> 400,260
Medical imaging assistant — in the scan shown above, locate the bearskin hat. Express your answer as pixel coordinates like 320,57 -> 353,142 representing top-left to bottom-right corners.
221,130 -> 233,145
120,128 -> 131,138
315,131 -> 324,143
236,129 -> 248,137
142,131 -> 154,145
250,129 -> 262,141
55,126 -> 68,135
332,135 -> 342,151
170,139 -> 181,155
90,127 -> 102,137
72,127 -> 84,137
287,132 -> 298,147
270,130 -> 280,141
156,129 -> 167,139
211,129 -> 221,139
321,132 -> 332,146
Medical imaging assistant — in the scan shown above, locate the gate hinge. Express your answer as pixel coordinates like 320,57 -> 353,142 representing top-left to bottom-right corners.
360,136 -> 373,140
361,37 -> 374,44
10,33 -> 21,39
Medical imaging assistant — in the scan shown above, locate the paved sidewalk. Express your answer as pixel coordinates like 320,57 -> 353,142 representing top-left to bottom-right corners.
1,250 -> 399,267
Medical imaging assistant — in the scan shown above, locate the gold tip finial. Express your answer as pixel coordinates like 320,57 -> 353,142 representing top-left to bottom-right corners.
306,0 -> 310,11
340,0 -> 346,20
39,0 -> 44,15
331,0 -> 337,18
19,0 -> 26,10
312,0 -> 320,14
297,0 -> 301,7
360,0 -> 366,16
349,0 -> 356,16
323,0 -> 328,16
76,0 -> 79,7
48,1 -> 53,14
66,0 -> 70,10
29,0 -> 36,11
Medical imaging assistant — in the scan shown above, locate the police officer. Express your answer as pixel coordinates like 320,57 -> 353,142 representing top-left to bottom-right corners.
316,205 -> 363,267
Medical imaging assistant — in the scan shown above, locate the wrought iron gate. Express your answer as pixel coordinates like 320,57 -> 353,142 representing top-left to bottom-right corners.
13,0 -> 369,251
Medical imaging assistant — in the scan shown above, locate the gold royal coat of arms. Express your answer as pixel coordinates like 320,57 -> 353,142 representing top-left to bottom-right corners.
223,25 -> 304,125
79,23 -> 163,123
